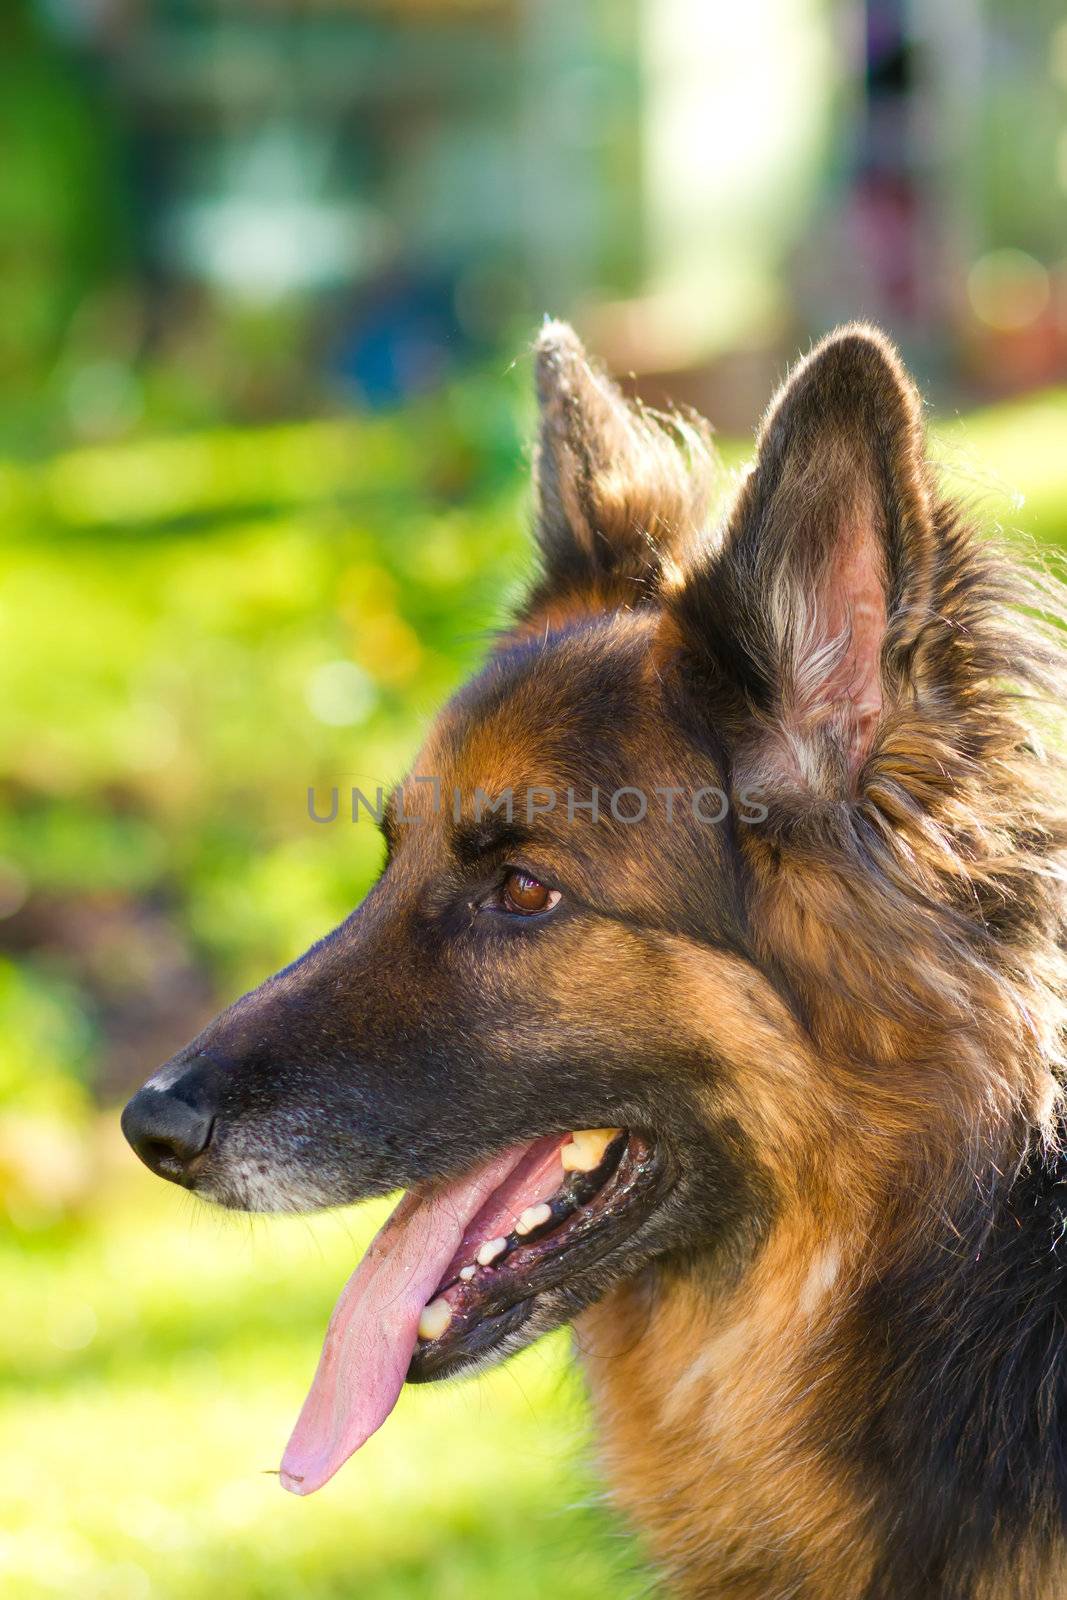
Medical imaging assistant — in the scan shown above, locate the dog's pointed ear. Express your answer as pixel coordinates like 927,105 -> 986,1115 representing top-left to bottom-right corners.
670,324 -> 937,794
525,320 -> 713,624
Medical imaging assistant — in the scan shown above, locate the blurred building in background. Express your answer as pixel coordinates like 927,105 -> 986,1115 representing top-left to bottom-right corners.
5,0 -> 1065,452
70,0 -> 644,402
11,0 -> 647,441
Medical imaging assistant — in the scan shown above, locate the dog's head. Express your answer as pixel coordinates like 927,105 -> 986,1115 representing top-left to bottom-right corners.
122,322 -> 1056,1493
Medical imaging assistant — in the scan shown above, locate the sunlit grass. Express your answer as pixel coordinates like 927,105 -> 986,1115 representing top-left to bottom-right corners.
0,1130 -> 646,1600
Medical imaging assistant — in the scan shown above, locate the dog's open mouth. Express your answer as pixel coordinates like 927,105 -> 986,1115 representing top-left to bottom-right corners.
280,1127 -> 660,1495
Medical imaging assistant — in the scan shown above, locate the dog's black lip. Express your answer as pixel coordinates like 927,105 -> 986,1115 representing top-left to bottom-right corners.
406,1129 -> 666,1383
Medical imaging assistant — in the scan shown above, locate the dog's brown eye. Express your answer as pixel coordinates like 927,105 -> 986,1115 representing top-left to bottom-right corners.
501,870 -> 560,916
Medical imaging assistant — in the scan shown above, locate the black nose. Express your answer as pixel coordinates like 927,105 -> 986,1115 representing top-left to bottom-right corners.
121,1057 -> 219,1184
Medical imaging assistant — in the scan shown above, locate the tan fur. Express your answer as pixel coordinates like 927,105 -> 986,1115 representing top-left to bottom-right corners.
519,327 -> 1067,1596
576,938 -> 1061,1595
527,321 -> 716,622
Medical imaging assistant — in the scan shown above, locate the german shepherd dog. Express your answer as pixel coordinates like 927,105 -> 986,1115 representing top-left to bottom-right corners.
122,322 -> 1067,1599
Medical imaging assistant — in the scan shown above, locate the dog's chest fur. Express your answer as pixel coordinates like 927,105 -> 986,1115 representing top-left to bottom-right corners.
579,1133 -> 1067,1600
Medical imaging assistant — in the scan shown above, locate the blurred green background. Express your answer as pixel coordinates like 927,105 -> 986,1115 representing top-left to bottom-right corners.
2,2 -> 1066,1597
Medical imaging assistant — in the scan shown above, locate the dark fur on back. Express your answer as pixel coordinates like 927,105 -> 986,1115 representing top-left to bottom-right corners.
856,1115 -> 1067,1598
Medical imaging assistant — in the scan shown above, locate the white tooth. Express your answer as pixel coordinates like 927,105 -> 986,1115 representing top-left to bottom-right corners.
417,1297 -> 453,1341
476,1236 -> 507,1267
560,1127 -> 622,1173
459,1265 -> 477,1282
515,1201 -> 552,1236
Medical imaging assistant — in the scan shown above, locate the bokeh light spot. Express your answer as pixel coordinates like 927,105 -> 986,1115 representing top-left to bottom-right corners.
305,660 -> 379,727
967,249 -> 1051,333
47,1298 -> 99,1352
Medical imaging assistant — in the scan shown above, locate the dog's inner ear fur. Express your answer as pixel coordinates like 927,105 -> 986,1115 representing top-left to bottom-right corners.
524,320 -> 714,626
670,325 -> 937,795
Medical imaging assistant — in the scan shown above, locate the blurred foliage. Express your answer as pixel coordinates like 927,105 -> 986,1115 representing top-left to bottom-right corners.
0,372 -> 531,1176
0,3 -> 127,453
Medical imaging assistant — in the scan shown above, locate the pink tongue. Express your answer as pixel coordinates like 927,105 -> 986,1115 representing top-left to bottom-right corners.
279,1143 -> 539,1495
